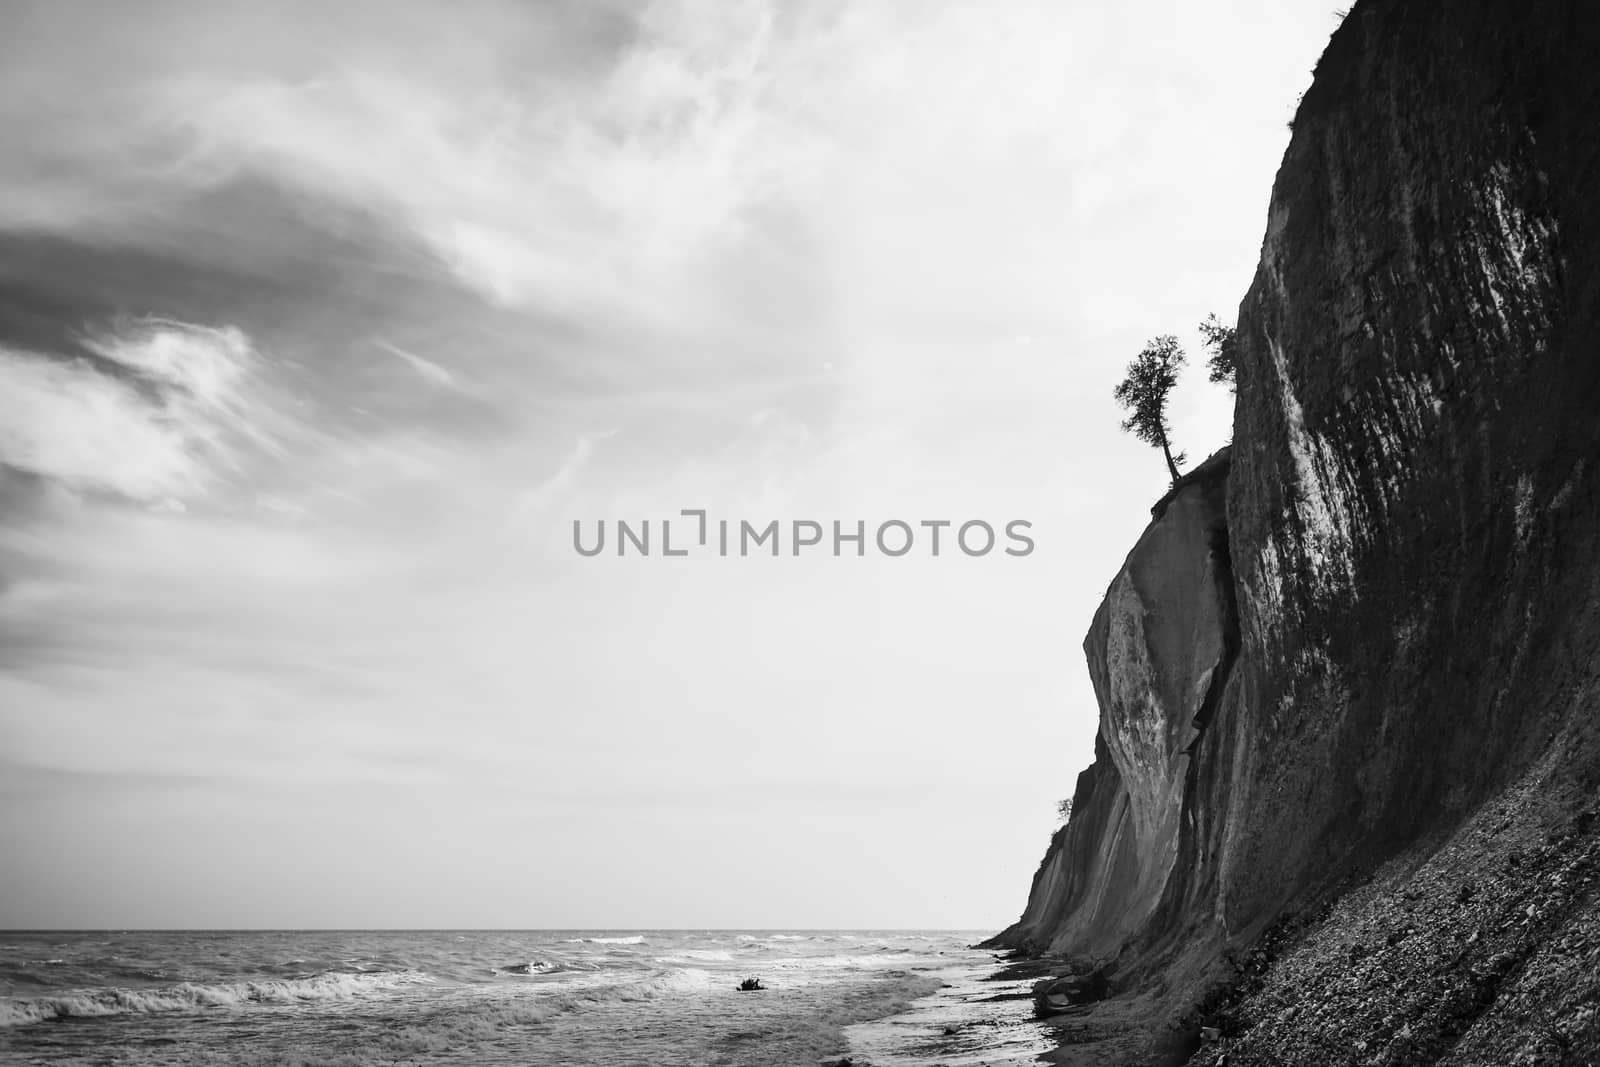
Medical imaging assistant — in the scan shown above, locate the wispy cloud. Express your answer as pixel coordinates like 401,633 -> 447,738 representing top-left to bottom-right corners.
374,338 -> 458,390
0,318 -> 290,503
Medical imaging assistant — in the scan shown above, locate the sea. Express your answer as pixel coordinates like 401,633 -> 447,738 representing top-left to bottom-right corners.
0,930 -> 1053,1066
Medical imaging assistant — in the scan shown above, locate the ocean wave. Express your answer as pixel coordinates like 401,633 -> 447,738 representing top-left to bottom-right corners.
653,950 -> 734,963
546,967 -> 717,1007
500,961 -> 556,975
559,935 -> 644,945
500,959 -> 597,976
0,970 -> 433,1027
758,953 -> 919,972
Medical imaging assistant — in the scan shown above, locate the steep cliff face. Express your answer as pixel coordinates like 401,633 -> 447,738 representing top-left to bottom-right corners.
994,0 -> 1600,1060
1214,0 -> 1600,940
1003,452 -> 1234,962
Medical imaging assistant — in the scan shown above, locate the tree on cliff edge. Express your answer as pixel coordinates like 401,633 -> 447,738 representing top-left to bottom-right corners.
1114,334 -> 1187,483
1199,313 -> 1238,390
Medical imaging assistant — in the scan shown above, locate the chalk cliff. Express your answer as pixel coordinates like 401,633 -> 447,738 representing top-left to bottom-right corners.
992,1 -> 1600,1062
1003,451 -> 1233,963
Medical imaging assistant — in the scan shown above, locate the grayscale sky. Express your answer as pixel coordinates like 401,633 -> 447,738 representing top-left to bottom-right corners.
0,1 -> 1336,929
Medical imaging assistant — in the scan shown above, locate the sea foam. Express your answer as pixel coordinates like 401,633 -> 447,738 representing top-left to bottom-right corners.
0,971 -> 431,1027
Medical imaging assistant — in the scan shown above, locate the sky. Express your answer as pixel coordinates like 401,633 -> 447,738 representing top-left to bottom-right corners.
0,0 -> 1340,930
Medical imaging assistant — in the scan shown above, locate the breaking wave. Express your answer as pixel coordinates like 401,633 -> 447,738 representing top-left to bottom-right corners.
0,971 -> 431,1027
501,961 -> 559,975
542,967 -> 717,1008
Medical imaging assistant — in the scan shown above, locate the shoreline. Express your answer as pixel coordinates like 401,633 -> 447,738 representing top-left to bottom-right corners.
843,947 -> 1058,1066
852,948 -> 1193,1067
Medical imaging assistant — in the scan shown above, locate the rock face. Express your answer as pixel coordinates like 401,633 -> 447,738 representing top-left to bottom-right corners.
1003,451 -> 1233,963
992,0 -> 1600,1060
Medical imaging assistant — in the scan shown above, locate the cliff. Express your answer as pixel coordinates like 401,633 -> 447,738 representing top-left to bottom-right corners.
992,1 -> 1600,1062
1003,451 -> 1234,963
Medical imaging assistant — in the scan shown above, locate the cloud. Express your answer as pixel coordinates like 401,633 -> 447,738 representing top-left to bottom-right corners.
0,319 -> 288,502
374,338 -> 458,390
178,41 -> 803,317
0,2 -> 827,331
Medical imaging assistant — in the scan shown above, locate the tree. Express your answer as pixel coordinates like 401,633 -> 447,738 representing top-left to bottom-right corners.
1057,798 -> 1074,824
1199,314 -> 1238,389
1114,335 -> 1187,483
